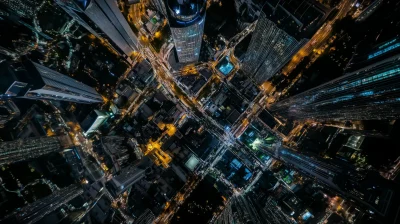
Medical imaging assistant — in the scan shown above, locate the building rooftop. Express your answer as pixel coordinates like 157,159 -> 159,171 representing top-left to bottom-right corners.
262,0 -> 328,40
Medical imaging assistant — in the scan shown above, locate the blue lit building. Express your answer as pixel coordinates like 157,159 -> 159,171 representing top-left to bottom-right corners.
55,0 -> 139,64
242,0 -> 327,84
165,0 -> 206,63
217,57 -> 234,76
270,38 -> 400,121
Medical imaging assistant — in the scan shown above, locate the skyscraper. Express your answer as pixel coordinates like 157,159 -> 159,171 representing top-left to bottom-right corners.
0,60 -> 103,104
276,147 -> 400,224
0,135 -> 73,165
2,184 -> 83,224
242,0 -> 327,84
277,148 -> 344,191
166,0 -> 206,63
106,157 -> 151,197
55,0 -> 139,63
80,110 -> 109,136
269,38 -> 400,121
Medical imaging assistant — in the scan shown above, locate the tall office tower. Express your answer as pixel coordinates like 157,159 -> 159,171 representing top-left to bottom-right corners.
2,184 -> 83,224
0,61 -> 103,104
23,61 -> 103,103
55,0 -> 139,63
0,0 -> 41,18
80,110 -> 109,136
242,0 -> 327,84
277,148 -> 345,191
107,166 -> 146,197
0,135 -> 73,165
166,0 -> 206,63
106,157 -> 151,197
269,38 -> 400,121
276,147 -> 400,224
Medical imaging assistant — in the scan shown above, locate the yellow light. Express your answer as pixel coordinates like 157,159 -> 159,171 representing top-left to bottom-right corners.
165,124 -> 177,136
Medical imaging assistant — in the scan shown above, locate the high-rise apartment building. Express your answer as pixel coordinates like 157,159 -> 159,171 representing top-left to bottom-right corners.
242,0 -> 327,84
0,61 -> 103,104
2,184 -> 83,224
166,0 -> 206,63
269,38 -> 400,120
55,0 -> 139,63
0,135 -> 73,165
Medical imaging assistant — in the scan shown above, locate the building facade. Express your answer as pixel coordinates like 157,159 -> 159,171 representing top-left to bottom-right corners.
1,61 -> 102,104
0,135 -> 73,165
269,38 -> 400,121
242,0 -> 327,84
106,157 -> 151,197
166,0 -> 206,63
4,184 -> 83,224
56,0 -> 139,63
23,61 -> 103,104
275,147 -> 400,224
80,110 -> 109,136
215,194 -> 294,224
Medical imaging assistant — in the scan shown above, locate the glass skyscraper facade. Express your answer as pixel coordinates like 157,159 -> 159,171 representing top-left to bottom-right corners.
1,61 -> 102,104
80,110 -> 109,136
23,61 -> 103,104
242,0 -> 327,84
3,184 -> 83,224
270,38 -> 400,121
166,0 -> 206,63
275,147 -> 400,224
0,135 -> 73,165
56,0 -> 138,63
